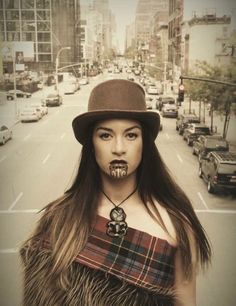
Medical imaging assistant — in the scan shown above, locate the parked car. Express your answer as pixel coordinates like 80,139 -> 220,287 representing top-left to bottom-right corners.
6,90 -> 31,100
161,103 -> 178,118
79,77 -> 89,85
45,93 -> 63,106
157,96 -> 175,110
0,125 -> 12,145
192,135 -> 229,160
176,113 -> 200,135
146,84 -> 159,95
199,152 -> 236,193
29,103 -> 48,116
183,123 -> 211,146
20,107 -> 41,122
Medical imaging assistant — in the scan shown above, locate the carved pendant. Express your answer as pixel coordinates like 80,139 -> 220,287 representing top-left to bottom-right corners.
106,207 -> 128,238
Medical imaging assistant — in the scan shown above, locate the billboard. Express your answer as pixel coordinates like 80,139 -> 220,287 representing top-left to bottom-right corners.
1,42 -> 34,62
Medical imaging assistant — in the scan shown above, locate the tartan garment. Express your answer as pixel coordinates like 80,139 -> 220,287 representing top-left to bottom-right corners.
76,214 -> 177,295
20,215 -> 177,306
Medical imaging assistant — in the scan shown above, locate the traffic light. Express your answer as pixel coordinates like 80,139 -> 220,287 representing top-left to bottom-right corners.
178,84 -> 185,102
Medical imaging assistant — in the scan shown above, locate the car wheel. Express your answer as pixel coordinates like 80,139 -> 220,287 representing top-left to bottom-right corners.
207,179 -> 215,194
176,126 -> 179,131
198,166 -> 203,178
192,148 -> 196,155
187,138 -> 192,146
9,132 -> 13,139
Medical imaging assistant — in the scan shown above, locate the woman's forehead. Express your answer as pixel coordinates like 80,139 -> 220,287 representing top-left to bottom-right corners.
94,118 -> 142,130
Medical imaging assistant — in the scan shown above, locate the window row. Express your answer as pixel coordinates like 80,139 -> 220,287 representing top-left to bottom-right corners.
0,9 -> 50,20
0,0 -> 50,10
1,31 -> 51,43
0,21 -> 50,31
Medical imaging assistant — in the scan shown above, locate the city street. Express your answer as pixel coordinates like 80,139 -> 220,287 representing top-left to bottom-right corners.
0,73 -> 236,305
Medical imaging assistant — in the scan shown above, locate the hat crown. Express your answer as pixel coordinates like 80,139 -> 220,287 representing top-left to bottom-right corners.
88,79 -> 146,112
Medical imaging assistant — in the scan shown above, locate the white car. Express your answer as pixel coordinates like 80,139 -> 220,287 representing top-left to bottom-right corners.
30,103 -> 48,116
20,107 -> 41,122
146,84 -> 159,95
0,125 -> 12,145
161,103 -> 178,118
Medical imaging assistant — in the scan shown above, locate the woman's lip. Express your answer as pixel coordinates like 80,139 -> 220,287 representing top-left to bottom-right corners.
110,160 -> 127,164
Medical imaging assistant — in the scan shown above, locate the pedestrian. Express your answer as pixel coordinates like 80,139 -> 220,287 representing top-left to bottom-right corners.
20,79 -> 211,306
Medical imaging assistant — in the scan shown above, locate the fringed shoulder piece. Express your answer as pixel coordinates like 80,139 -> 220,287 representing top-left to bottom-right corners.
20,215 -> 177,306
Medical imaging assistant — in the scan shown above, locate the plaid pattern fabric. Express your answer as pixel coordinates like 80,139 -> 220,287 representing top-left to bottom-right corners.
75,215 -> 177,293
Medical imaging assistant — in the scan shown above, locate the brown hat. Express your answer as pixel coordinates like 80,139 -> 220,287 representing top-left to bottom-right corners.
72,79 -> 160,144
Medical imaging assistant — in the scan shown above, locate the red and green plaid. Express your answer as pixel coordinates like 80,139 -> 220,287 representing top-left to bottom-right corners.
75,215 -> 177,293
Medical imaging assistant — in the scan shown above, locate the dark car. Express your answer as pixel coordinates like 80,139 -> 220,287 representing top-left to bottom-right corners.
45,93 -> 63,106
176,113 -> 200,135
183,123 -> 211,146
199,152 -> 236,193
7,90 -> 31,100
193,135 -> 229,160
157,96 -> 175,110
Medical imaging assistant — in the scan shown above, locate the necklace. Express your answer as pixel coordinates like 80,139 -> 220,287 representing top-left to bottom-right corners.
102,187 -> 137,238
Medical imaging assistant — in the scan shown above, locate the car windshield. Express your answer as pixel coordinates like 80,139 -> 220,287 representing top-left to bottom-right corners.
195,127 -> 210,134
47,94 -> 57,98
218,164 -> 236,174
206,139 -> 228,149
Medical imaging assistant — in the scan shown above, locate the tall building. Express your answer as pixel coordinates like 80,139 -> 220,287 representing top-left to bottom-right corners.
0,0 -> 80,73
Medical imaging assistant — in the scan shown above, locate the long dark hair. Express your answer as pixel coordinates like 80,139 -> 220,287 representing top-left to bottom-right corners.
22,123 -> 211,287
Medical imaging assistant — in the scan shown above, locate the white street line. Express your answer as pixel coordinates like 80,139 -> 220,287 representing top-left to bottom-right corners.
0,209 -> 39,214
195,209 -> 236,214
42,153 -> 50,164
8,192 -> 23,211
165,133 -> 170,139
0,156 -> 7,163
176,154 -> 183,163
60,132 -> 66,140
23,133 -> 31,141
0,248 -> 18,254
197,192 -> 209,210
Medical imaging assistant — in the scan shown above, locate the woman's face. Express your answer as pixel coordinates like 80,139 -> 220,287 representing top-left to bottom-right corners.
92,119 -> 143,180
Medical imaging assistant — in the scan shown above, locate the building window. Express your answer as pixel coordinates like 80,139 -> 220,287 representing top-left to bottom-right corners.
37,21 -> 50,31
22,21 -> 36,31
37,32 -> 51,41
21,0 -> 35,9
6,21 -> 20,31
6,10 -> 19,20
37,10 -> 50,20
38,43 -> 51,52
36,0 -> 50,9
22,31 -> 35,40
38,54 -> 51,62
5,0 -> 20,9
7,32 -> 20,40
21,10 -> 35,20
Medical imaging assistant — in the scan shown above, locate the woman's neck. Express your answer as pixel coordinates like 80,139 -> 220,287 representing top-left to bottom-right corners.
101,173 -> 137,203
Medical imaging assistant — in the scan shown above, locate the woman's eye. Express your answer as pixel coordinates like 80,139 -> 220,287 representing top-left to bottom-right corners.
126,132 -> 138,140
99,133 -> 112,140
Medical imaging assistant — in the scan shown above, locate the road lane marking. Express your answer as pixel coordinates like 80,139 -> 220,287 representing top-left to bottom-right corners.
197,192 -> 209,210
23,133 -> 31,141
0,248 -> 18,254
60,132 -> 66,140
8,192 -> 23,211
165,133 -> 170,139
195,209 -> 236,214
0,209 -> 39,214
0,156 -> 7,163
176,154 -> 183,163
42,153 -> 50,164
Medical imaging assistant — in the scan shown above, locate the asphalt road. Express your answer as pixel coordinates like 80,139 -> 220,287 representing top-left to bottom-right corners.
0,73 -> 236,306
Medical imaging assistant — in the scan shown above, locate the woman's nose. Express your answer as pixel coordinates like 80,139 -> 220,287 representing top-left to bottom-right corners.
112,137 -> 126,155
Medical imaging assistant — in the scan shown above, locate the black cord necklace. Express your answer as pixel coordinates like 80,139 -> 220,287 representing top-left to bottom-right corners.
102,186 -> 137,238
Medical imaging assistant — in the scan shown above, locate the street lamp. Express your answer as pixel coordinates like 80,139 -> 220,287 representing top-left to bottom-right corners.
55,46 -> 71,93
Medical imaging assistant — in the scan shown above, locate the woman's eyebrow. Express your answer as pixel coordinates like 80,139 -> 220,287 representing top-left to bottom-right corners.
95,125 -> 141,132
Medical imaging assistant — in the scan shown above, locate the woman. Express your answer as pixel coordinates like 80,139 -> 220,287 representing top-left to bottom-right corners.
20,79 -> 211,306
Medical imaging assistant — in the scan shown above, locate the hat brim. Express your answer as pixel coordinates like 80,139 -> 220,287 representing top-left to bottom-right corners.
72,110 -> 160,144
